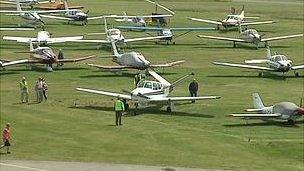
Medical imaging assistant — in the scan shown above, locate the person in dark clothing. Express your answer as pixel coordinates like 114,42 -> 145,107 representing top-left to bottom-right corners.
57,49 -> 64,67
189,79 -> 199,103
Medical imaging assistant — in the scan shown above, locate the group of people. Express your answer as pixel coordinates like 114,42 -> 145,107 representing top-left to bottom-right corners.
19,76 -> 48,104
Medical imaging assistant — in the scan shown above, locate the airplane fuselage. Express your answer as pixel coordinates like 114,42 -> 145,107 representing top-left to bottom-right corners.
37,31 -> 51,44
267,55 -> 293,72
239,29 -> 261,44
221,14 -> 243,27
31,47 -> 57,64
65,10 -> 87,21
260,102 -> 304,121
107,29 -> 125,42
115,52 -> 150,69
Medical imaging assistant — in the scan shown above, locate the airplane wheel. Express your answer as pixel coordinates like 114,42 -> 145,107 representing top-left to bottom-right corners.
295,72 -> 299,77
166,42 -> 169,45
287,119 -> 295,125
173,42 -> 176,45
166,106 -> 172,113
233,42 -> 236,48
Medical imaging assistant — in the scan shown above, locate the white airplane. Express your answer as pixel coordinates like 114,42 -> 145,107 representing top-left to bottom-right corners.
116,25 -> 215,45
76,70 -> 221,114
108,12 -> 173,27
0,0 -> 49,8
213,47 -> 304,77
0,0 -> 69,25
3,30 -> 83,45
198,24 -> 303,48
69,17 -> 170,45
188,6 -> 275,30
0,41 -> 95,71
228,93 -> 304,125
86,41 -> 184,71
144,0 -> 175,26
39,0 -> 104,25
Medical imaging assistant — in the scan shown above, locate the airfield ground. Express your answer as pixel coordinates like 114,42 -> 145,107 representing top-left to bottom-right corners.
0,0 -> 303,171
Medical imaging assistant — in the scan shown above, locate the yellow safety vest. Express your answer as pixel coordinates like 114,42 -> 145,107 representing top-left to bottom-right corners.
20,81 -> 28,90
115,100 -> 125,111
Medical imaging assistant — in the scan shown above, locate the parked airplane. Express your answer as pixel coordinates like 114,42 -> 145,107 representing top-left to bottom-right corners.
108,12 -> 173,27
69,17 -> 170,45
3,30 -> 83,45
228,93 -> 304,125
76,70 -> 221,114
188,5 -> 275,30
39,0 -> 103,25
117,25 -> 215,45
36,0 -> 83,10
0,0 -> 49,8
198,24 -> 303,48
0,41 -> 95,71
0,1 -> 68,25
144,0 -> 175,26
213,47 -> 304,77
86,41 -> 184,72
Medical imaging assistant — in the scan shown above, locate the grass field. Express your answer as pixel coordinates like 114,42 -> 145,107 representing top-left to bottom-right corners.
0,0 -> 303,171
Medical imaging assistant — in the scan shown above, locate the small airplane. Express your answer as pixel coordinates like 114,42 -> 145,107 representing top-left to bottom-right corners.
76,70 -> 221,114
144,0 -> 175,26
0,40 -> 95,71
36,0 -> 83,10
188,5 -> 275,30
116,25 -> 216,45
228,93 -> 304,125
69,17 -> 170,46
213,47 -> 304,77
39,0 -> 103,25
3,30 -> 83,45
107,12 -> 173,27
0,0 -> 69,25
0,0 -> 49,8
86,41 -> 184,72
197,24 -> 303,48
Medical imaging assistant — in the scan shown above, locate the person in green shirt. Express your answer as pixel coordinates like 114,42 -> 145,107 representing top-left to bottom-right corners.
19,76 -> 29,103
114,97 -> 125,126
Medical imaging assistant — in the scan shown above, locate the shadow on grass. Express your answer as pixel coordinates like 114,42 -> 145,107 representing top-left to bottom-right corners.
223,120 -> 304,128
0,71 -> 20,76
70,104 -> 215,118
193,44 -> 292,50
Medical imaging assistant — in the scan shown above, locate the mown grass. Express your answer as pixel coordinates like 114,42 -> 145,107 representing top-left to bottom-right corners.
0,0 -> 303,171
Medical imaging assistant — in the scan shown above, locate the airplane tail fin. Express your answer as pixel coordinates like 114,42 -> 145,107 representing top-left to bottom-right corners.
16,0 -> 22,11
64,0 -> 69,10
252,93 -> 265,109
266,46 -> 272,59
104,17 -> 108,33
240,5 -> 245,18
110,41 -> 120,57
29,40 -> 34,51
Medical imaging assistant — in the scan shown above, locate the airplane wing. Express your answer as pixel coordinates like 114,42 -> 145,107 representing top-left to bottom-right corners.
228,113 -> 281,117
144,0 -> 175,15
47,36 -> 83,43
213,62 -> 276,71
198,35 -> 245,42
0,9 -> 69,13
87,63 -> 135,70
170,27 -> 216,31
37,5 -> 84,10
244,59 -> 268,64
76,88 -> 132,100
148,70 -> 171,87
187,17 -> 222,25
150,96 -> 221,102
87,16 -> 104,20
108,14 -> 173,18
291,65 -> 304,70
0,59 -> 30,67
261,34 -> 303,42
124,35 -> 169,43
117,26 -> 163,31
40,14 -> 73,21
3,36 -> 37,43
67,39 -> 109,43
57,55 -> 96,63
0,28 -> 34,31
240,21 -> 275,26
150,60 -> 185,68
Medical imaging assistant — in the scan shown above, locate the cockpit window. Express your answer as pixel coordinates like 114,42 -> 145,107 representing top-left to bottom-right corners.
110,30 -> 120,35
281,55 -> 287,61
144,82 -> 152,89
153,83 -> 158,90
275,56 -> 282,62
137,81 -> 144,88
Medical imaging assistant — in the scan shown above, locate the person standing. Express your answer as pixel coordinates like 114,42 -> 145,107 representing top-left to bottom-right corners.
57,49 -> 64,68
114,97 -> 125,126
19,76 -> 29,103
189,79 -> 199,103
0,123 -> 11,154
37,77 -> 44,103
42,78 -> 48,101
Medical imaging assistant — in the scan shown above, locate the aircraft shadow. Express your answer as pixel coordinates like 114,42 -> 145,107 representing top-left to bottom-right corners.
0,71 -> 20,76
70,105 -> 214,118
194,45 -> 291,50
223,120 -> 304,128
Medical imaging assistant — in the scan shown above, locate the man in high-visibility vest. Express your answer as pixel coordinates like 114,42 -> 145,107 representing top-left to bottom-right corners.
19,76 -> 29,103
114,97 -> 125,126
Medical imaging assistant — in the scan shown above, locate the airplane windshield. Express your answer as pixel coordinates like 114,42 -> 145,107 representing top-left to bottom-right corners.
275,56 -> 282,62
110,30 -> 120,35
281,55 -> 287,61
137,81 -> 145,88
144,82 -> 152,89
